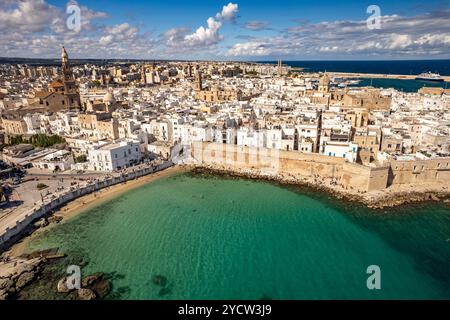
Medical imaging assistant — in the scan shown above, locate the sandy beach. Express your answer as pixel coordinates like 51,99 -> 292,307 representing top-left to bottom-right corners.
6,165 -> 186,258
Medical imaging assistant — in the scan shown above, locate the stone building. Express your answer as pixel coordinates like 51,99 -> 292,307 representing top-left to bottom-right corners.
0,117 -> 28,135
193,72 -> 241,103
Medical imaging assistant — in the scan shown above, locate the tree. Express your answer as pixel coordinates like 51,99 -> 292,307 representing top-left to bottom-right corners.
75,154 -> 87,163
30,134 -> 65,148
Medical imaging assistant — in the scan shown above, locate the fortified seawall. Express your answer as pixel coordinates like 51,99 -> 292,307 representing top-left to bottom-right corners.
0,161 -> 173,248
190,142 -> 450,193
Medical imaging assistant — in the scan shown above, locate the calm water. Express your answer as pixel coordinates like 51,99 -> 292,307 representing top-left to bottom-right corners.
349,78 -> 450,93
26,172 -> 450,300
264,60 -> 450,76
260,60 -> 450,92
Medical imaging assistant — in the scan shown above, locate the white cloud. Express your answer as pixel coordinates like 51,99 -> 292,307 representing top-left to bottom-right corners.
227,42 -> 270,56
245,21 -> 270,31
99,35 -> 113,45
319,46 -> 340,52
228,9 -> 450,58
161,2 -> 239,54
216,2 -> 239,22
0,0 -> 60,33
415,34 -> 450,46
184,17 -> 223,46
388,34 -> 413,49
1,0 -> 448,60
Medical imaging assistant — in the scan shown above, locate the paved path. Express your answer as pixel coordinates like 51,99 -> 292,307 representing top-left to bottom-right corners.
0,160 -> 167,244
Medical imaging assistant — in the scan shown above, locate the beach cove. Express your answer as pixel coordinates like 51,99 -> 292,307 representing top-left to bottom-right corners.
1,169 -> 449,300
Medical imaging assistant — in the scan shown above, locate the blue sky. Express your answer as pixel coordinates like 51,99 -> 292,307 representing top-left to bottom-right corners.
1,0 -> 449,60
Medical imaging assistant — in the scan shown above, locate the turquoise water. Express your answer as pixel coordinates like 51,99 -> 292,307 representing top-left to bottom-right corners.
276,60 -> 450,76
26,172 -> 450,300
350,78 -> 450,93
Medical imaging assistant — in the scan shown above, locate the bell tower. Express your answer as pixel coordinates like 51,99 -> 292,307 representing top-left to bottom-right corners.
194,71 -> 203,91
61,46 -> 81,109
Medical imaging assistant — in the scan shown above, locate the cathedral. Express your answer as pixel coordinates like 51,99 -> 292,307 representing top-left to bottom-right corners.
17,47 -> 81,114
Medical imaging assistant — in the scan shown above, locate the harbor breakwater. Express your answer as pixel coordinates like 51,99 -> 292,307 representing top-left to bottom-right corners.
0,161 -> 173,249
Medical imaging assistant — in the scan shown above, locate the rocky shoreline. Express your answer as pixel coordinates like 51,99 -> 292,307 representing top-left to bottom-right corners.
187,165 -> 450,209
0,256 -> 43,300
0,248 -> 113,300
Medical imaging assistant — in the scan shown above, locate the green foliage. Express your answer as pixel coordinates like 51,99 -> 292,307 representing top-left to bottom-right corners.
75,154 -> 87,163
9,135 -> 24,145
7,134 -> 65,148
36,183 -> 49,191
30,134 -> 65,148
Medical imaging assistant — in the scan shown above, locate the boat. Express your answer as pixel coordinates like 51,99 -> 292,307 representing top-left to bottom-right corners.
415,71 -> 444,82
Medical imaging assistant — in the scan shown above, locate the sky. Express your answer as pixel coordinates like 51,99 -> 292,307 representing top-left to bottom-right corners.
0,0 -> 449,60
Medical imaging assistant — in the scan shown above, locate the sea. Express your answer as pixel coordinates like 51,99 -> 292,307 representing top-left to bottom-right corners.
278,60 -> 450,76
21,172 -> 450,300
261,60 -> 450,92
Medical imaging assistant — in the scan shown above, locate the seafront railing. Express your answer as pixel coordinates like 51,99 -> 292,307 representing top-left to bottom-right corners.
0,161 -> 174,248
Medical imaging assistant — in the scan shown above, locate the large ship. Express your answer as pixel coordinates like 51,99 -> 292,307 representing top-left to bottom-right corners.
415,71 -> 444,82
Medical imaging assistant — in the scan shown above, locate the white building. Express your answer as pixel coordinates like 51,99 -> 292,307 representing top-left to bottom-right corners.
322,141 -> 358,163
32,150 -> 74,172
88,139 -> 141,171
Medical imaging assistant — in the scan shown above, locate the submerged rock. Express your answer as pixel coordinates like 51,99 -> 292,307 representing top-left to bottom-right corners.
77,288 -> 96,300
15,272 -> 35,290
81,273 -> 103,288
81,273 -> 111,299
0,278 -> 14,291
152,275 -> 167,287
158,287 -> 172,297
0,290 -> 8,300
34,218 -> 49,229
57,277 -> 71,293
48,216 -> 63,224
91,278 -> 111,299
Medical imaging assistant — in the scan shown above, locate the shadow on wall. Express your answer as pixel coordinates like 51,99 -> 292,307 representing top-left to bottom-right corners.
387,166 -> 395,187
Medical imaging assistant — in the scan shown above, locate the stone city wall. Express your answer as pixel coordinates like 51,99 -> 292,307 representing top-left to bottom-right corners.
389,158 -> 450,185
191,142 -> 450,193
